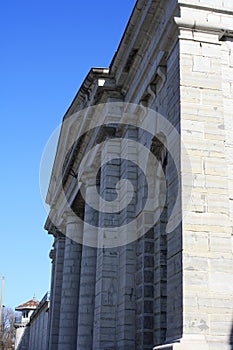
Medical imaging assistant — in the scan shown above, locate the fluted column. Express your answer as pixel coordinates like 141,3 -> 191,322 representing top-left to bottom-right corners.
77,178 -> 98,349
58,211 -> 83,350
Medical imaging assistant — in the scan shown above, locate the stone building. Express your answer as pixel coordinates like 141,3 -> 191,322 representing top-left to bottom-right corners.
14,293 -> 50,350
14,298 -> 39,350
44,0 -> 233,349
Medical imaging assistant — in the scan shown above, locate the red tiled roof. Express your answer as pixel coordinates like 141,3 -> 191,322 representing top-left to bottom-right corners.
15,298 -> 39,311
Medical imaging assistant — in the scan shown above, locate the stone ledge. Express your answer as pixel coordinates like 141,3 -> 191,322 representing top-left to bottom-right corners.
153,344 -> 174,350
153,336 -> 209,350
178,0 -> 233,13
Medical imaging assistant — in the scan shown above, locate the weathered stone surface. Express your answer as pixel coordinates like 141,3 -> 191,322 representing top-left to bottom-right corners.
43,1 -> 233,350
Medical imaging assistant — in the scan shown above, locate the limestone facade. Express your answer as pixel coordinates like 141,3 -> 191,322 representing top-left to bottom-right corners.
45,1 -> 233,349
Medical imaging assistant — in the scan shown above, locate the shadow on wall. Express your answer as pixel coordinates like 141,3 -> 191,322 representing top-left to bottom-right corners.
17,326 -> 30,350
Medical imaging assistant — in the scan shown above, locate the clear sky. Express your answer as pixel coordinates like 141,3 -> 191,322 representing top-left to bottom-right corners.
0,0 -> 136,309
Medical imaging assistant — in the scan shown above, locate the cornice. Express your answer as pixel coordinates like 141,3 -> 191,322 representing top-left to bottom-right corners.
63,68 -> 111,121
45,70 -> 116,208
110,0 -> 149,73
111,0 -> 179,99
175,2 -> 233,39
177,1 -> 233,15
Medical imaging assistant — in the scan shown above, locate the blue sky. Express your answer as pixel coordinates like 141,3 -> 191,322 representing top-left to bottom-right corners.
0,0 -> 136,309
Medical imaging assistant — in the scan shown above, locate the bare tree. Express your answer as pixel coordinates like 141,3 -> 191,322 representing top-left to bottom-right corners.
0,307 -> 15,350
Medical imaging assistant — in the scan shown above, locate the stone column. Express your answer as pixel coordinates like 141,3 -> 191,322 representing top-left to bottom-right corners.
77,178 -> 98,349
92,137 -> 120,349
153,210 -> 168,347
117,242 -> 136,350
58,212 -> 83,350
47,230 -> 65,350
117,126 -> 137,350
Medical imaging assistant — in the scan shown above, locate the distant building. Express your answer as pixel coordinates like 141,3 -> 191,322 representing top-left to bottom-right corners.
44,0 -> 233,349
14,293 -> 50,350
14,298 -> 39,350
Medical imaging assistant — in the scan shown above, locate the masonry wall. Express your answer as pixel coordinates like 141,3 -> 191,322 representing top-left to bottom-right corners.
28,304 -> 49,350
179,4 -> 233,349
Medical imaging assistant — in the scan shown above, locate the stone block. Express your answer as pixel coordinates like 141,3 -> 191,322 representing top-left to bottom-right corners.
193,56 -> 211,73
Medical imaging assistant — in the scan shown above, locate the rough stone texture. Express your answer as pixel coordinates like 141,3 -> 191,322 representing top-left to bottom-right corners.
178,4 -> 233,348
44,1 -> 233,349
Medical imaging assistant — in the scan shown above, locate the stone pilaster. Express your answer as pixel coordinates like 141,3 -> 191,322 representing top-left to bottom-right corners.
58,212 -> 83,350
